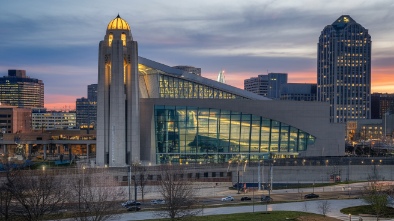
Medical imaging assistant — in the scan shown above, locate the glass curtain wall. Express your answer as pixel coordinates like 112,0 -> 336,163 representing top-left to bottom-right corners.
155,105 -> 315,164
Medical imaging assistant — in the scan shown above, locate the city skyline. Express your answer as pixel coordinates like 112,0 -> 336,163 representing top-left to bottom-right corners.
0,0 -> 393,110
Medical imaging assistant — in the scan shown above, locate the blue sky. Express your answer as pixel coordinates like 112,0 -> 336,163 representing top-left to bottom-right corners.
0,0 -> 393,109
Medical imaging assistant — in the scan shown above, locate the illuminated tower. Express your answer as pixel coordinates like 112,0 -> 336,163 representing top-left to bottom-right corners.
317,15 -> 371,123
96,15 -> 140,167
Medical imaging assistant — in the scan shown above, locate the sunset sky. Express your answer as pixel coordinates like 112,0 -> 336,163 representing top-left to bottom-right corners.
0,0 -> 393,110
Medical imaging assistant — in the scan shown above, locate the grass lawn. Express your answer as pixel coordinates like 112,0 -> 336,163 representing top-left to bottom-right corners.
341,205 -> 394,218
148,211 -> 340,221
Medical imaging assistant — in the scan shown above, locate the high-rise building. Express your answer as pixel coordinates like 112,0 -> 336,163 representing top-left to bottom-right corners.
87,84 -> 98,102
0,70 -> 44,108
280,83 -> 317,101
244,75 -> 268,96
244,73 -> 287,99
96,15 -> 140,167
76,84 -> 97,129
317,15 -> 372,123
76,97 -> 96,129
371,93 -> 394,119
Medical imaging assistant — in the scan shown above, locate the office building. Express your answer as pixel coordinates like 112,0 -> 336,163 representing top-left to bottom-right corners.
0,70 -> 44,108
96,15 -> 344,167
76,97 -> 96,129
280,83 -> 317,101
371,93 -> 394,119
317,15 -> 372,123
88,84 -> 98,102
0,104 -> 31,134
244,73 -> 287,99
31,109 -> 76,130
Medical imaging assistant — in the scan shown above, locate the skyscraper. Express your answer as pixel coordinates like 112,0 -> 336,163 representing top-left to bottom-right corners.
244,73 -> 287,99
317,15 -> 371,123
0,70 -> 44,108
96,15 -> 140,167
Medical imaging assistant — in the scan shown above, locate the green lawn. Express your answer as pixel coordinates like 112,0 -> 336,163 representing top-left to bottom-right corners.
148,211 -> 336,221
341,205 -> 394,218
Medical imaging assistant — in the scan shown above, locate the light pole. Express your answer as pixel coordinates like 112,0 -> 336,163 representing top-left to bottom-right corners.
82,166 -> 85,187
128,165 -> 131,201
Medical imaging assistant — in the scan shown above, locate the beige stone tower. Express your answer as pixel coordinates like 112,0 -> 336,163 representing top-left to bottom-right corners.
96,15 -> 140,167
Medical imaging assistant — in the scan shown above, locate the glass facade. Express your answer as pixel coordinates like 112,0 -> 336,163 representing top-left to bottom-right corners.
158,74 -> 244,99
155,105 -> 315,164
139,63 -> 248,99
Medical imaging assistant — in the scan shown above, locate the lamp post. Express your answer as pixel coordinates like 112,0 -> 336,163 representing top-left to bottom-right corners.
82,166 -> 86,187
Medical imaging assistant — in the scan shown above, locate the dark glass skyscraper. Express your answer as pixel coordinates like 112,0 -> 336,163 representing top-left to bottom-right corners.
317,15 -> 371,123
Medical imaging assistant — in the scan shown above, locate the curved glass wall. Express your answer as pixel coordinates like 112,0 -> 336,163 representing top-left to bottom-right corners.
158,74 -> 244,99
155,105 -> 315,164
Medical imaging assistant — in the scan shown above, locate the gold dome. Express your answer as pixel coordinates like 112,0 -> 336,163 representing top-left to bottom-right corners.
107,14 -> 130,30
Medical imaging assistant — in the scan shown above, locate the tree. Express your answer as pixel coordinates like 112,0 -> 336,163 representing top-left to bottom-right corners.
155,165 -> 201,220
317,200 -> 331,216
131,164 -> 149,202
69,170 -> 124,221
0,165 -> 16,221
363,182 -> 388,220
5,168 -> 69,221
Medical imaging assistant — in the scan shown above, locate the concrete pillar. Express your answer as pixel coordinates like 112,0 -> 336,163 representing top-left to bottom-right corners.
57,145 -> 61,155
68,144 -> 72,161
43,144 -> 47,160
3,144 -> 6,154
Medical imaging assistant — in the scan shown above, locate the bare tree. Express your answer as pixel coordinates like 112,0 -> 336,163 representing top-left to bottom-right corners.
155,165 -> 201,220
318,200 -> 331,216
131,164 -> 149,202
6,168 -> 69,221
363,182 -> 388,220
69,170 -> 124,221
0,165 -> 16,221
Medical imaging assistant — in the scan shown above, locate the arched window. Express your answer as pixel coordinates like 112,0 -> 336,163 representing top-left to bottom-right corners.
121,33 -> 126,46
108,33 -> 113,46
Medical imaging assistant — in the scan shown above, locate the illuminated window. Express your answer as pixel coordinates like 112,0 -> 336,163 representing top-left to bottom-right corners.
108,33 -> 113,46
121,33 -> 126,46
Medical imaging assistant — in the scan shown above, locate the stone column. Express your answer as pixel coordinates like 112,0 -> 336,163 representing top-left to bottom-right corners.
3,144 -> 6,154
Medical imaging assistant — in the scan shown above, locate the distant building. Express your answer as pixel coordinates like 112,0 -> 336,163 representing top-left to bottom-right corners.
371,93 -> 394,119
88,84 -> 98,102
76,97 -> 96,129
31,109 -> 76,130
317,15 -> 372,123
0,104 -> 31,134
280,83 -> 317,101
244,73 -> 287,99
217,70 -> 226,83
172,66 -> 201,76
0,70 -> 44,108
76,84 -> 97,129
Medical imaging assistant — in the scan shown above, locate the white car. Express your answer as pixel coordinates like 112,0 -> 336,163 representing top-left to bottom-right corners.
221,196 -> 234,201
151,199 -> 166,205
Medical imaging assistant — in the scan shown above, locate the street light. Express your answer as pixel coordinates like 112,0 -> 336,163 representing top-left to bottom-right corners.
82,166 -> 86,187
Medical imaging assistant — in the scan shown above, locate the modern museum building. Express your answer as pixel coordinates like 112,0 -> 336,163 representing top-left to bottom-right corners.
96,15 -> 345,167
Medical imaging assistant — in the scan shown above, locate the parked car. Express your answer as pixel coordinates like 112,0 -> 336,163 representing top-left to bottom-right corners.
261,195 -> 273,202
127,206 -> 141,212
241,197 -> 251,201
221,196 -> 234,201
121,200 -> 141,207
151,199 -> 166,205
304,193 -> 319,199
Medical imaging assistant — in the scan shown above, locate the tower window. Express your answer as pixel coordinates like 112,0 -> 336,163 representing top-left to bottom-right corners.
121,33 -> 126,46
108,33 -> 113,46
